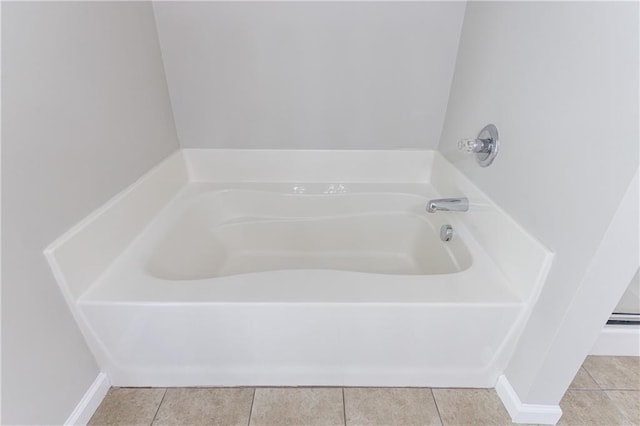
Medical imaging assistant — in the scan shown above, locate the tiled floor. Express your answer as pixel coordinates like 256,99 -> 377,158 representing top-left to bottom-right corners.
89,356 -> 639,426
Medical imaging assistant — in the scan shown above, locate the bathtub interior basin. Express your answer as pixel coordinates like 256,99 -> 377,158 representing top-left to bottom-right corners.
147,199 -> 472,280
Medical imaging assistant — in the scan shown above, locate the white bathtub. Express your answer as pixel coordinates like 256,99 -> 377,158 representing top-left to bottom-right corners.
46,150 -> 553,388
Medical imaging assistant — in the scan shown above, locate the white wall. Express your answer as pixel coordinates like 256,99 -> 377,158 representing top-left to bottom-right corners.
153,2 -> 465,149
1,2 -> 179,424
439,1 -> 638,405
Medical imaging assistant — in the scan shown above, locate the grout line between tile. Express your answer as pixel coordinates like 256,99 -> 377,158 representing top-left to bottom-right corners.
149,388 -> 168,426
342,388 -> 347,426
430,388 -> 445,426
602,388 -> 640,391
247,387 -> 256,426
581,364 -> 604,390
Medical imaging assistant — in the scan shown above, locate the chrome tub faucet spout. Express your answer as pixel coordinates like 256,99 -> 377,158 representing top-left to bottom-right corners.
426,197 -> 469,213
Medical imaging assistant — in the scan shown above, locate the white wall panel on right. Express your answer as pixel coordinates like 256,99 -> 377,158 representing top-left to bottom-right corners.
439,1 -> 638,405
153,2 -> 465,149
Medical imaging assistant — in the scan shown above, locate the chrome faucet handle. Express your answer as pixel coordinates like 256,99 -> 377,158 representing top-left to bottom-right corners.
457,124 -> 500,167
458,138 -> 489,153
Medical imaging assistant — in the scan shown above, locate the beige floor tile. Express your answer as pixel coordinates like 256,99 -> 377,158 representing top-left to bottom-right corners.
250,388 -> 344,426
558,390 -> 631,425
152,387 -> 254,426
569,367 -> 600,390
583,356 -> 640,390
344,388 -> 441,426
606,391 -> 640,425
88,387 -> 165,426
431,388 -> 512,426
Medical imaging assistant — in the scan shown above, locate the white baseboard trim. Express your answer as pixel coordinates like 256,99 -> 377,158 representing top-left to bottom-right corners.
590,325 -> 640,356
65,372 -> 111,426
495,375 -> 562,425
